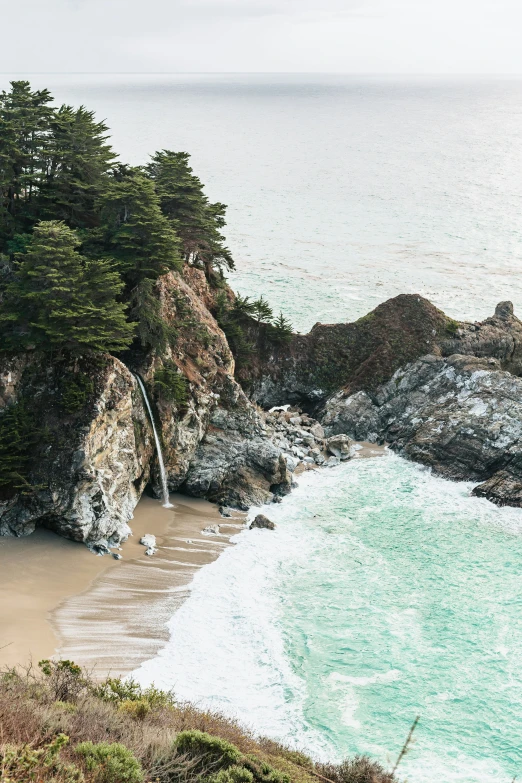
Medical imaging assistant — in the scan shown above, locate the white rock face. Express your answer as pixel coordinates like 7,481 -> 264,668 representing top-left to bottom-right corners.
0,356 -> 154,545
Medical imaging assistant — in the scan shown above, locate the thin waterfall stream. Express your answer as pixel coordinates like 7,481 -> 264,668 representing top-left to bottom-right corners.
135,374 -> 173,508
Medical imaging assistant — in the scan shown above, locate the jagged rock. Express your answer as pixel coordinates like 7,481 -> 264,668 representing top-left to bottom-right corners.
139,534 -> 156,548
250,514 -> 276,530
314,454 -> 326,465
325,434 -> 353,460
322,353 -> 522,506
326,456 -> 341,467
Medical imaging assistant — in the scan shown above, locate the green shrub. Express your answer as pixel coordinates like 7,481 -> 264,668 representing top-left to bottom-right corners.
445,318 -> 459,335
75,741 -> 143,783
175,730 -> 242,773
39,659 -> 86,703
118,698 -> 151,721
60,372 -> 94,413
0,734 -> 84,782
212,765 -> 255,783
93,675 -> 175,708
154,362 -> 189,407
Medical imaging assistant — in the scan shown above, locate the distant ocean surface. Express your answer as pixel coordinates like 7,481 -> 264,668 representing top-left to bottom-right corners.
7,74 -> 522,781
6,73 -> 522,331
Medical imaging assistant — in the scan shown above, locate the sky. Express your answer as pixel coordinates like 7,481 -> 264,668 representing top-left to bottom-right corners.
2,0 -> 522,74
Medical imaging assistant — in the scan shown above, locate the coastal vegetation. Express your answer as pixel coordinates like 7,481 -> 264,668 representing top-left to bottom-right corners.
0,661 -> 397,783
0,81 -> 235,356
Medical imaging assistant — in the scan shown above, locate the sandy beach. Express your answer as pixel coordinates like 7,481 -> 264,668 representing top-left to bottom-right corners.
0,493 -> 243,676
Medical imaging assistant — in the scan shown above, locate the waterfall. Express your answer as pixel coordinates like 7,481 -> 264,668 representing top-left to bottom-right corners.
135,375 -> 173,509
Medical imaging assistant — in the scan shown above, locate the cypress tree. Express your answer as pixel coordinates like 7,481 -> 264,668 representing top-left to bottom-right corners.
96,169 -> 182,288
1,221 -> 134,354
0,81 -> 54,249
146,150 -> 234,275
36,104 -> 117,228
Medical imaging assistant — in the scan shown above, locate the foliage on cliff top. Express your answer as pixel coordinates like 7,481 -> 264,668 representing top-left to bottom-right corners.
0,662 -> 401,783
0,81 -> 235,358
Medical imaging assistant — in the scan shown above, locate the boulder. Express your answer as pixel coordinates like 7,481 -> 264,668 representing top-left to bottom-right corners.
325,434 -> 353,460
139,534 -> 156,548
250,514 -> 276,530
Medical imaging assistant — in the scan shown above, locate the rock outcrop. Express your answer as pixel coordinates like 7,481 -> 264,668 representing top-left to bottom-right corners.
0,354 -> 153,544
5,281 -> 522,547
322,352 -> 522,506
0,269 -> 312,544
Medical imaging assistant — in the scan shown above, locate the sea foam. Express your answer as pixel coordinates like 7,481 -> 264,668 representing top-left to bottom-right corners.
134,454 -> 522,782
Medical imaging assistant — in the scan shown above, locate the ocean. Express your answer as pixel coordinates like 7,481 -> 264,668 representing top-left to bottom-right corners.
6,73 -> 522,781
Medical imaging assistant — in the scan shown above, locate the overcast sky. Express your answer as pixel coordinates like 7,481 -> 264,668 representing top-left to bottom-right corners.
3,0 -> 522,74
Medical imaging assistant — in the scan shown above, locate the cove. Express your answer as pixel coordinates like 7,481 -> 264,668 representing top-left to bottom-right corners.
135,453 -> 522,783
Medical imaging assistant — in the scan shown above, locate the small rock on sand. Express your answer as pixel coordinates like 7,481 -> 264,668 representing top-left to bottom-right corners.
202,524 -> 220,535
139,534 -> 156,548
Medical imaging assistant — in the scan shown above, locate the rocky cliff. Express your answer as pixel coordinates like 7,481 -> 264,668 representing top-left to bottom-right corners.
0,268 -> 297,546
3,282 -> 522,548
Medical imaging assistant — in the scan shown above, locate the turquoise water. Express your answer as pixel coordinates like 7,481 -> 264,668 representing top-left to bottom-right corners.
135,455 -> 522,782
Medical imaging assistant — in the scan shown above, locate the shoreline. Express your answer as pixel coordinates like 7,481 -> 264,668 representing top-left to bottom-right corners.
0,445 -> 384,677
0,493 -> 242,675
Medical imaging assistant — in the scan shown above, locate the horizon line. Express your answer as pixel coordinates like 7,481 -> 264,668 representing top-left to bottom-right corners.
2,71 -> 522,76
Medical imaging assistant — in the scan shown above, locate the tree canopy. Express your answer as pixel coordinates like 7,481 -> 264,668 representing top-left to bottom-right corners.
1,221 -> 134,354
0,80 -> 288,361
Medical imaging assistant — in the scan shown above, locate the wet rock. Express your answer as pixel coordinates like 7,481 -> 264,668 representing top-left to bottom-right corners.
144,546 -> 157,556
250,514 -> 276,530
112,553 -> 122,560
139,534 -> 156,548
326,456 -> 341,467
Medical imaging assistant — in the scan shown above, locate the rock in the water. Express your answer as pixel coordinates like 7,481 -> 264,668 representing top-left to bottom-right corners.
112,553 -> 122,560
250,514 -> 276,530
139,534 -> 156,548
325,434 -> 353,460
144,546 -> 157,556
202,524 -> 220,535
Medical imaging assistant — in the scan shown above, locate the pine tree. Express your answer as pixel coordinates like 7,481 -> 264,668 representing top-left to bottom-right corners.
0,400 -> 38,494
252,295 -> 274,324
1,221 -> 134,354
96,169 -> 182,288
146,150 -> 234,275
130,277 -> 177,353
269,312 -> 294,344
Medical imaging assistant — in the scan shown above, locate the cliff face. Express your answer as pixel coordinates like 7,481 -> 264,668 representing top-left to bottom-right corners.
245,294 -> 450,411
0,268 -> 293,544
320,302 -> 522,507
4,283 -> 522,546
0,355 -> 153,544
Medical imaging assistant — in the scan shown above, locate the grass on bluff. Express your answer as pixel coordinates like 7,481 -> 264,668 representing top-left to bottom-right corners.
0,660 -> 398,783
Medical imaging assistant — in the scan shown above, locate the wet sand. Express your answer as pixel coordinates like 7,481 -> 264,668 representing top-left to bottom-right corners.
0,494 -> 243,676
0,444 -> 385,677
